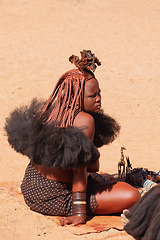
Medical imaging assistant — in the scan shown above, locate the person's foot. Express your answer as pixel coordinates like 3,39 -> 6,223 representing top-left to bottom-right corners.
121,209 -> 130,226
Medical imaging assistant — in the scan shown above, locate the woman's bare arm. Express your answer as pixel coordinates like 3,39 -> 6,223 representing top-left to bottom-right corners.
59,166 -> 87,226
74,111 -> 100,172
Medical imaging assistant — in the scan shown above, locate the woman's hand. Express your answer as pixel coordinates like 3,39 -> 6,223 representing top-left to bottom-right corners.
59,215 -> 86,226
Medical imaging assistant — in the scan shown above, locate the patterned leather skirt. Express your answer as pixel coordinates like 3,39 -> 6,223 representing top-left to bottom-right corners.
21,163 -> 98,216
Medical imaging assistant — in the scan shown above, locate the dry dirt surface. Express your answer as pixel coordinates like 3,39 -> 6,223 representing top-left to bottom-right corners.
0,1 -> 160,239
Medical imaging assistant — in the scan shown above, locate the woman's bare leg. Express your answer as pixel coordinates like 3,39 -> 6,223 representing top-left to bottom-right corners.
93,182 -> 140,215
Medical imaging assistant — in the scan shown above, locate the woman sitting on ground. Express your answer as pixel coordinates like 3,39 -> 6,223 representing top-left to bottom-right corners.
5,50 -> 140,226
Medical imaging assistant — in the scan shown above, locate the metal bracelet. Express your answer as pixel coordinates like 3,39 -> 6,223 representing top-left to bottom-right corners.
72,191 -> 86,216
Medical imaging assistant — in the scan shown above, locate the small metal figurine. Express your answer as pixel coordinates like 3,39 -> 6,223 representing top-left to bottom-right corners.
118,146 -> 126,178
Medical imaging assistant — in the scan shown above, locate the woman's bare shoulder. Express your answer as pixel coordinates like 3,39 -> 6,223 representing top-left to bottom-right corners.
74,111 -> 94,127
73,111 -> 95,141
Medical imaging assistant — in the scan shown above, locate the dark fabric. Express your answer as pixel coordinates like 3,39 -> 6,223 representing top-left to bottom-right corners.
21,163 -> 98,216
124,185 -> 160,240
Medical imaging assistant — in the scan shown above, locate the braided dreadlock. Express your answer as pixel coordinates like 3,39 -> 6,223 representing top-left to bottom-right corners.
41,50 -> 101,127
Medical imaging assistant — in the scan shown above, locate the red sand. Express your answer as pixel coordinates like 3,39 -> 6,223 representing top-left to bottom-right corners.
0,1 -> 159,239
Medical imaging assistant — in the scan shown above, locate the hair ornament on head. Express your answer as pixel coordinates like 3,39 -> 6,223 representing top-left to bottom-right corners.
69,50 -> 101,73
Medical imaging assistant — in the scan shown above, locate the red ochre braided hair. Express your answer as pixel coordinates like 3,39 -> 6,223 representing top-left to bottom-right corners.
41,50 -> 101,127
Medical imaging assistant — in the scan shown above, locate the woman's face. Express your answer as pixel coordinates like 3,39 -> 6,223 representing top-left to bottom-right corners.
83,78 -> 101,113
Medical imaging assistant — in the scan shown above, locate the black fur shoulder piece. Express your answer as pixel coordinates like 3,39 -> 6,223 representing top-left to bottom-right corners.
4,98 -> 100,169
4,98 -> 45,158
92,110 -> 121,148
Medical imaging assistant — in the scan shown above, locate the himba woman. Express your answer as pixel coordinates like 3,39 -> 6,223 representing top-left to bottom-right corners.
5,50 -> 140,226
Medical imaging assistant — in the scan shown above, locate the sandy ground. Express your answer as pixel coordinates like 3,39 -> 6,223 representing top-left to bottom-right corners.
0,0 -> 160,239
